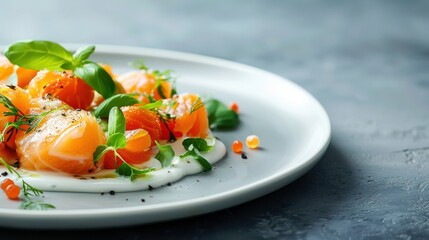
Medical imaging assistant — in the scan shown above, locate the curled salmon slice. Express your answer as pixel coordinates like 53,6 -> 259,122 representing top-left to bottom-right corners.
28,70 -> 94,110
117,70 -> 172,102
0,55 -> 38,88
103,129 -> 152,169
169,93 -> 209,138
16,109 -> 106,174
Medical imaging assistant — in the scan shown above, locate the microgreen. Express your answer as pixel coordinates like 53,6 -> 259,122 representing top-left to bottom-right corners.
130,58 -> 149,71
0,158 -> 55,210
180,138 -> 212,172
92,107 -> 154,180
204,99 -> 239,130
3,40 -> 116,99
155,141 -> 175,168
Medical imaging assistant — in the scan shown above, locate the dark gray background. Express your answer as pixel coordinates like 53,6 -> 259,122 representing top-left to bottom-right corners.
1,0 -> 428,239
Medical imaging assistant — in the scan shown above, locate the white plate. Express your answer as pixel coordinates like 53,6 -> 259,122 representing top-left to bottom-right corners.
0,45 -> 331,229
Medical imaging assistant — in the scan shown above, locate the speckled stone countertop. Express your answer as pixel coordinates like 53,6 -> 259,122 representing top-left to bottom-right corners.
0,0 -> 428,239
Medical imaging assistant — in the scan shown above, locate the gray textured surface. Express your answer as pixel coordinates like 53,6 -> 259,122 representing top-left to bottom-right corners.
1,0 -> 429,239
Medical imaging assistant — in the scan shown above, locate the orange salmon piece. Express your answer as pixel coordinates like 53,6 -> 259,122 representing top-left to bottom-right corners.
117,70 -> 172,102
121,106 -> 162,145
0,85 -> 30,149
16,109 -> 106,174
0,55 -> 38,88
103,129 -> 152,169
0,55 -> 14,81
28,70 -> 94,110
16,67 -> 38,88
171,93 -> 209,138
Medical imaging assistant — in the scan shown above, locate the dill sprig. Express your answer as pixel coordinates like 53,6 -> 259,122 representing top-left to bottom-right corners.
0,158 -> 55,210
0,94 -> 59,142
190,97 -> 204,114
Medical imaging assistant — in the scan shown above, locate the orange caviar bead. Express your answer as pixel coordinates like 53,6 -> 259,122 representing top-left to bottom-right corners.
5,184 -> 20,200
1,178 -> 14,191
232,140 -> 243,153
246,135 -> 260,149
229,102 -> 239,113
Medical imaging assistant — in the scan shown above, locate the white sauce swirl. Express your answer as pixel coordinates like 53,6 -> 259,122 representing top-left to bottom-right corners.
1,137 -> 226,193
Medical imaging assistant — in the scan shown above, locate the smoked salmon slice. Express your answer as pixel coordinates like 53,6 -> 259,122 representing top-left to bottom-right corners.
15,109 -> 106,174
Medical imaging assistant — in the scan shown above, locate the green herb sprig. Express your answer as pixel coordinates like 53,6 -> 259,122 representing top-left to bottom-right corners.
0,158 -> 55,210
4,40 -> 116,98
180,138 -> 213,172
0,94 -> 59,142
93,107 -> 154,181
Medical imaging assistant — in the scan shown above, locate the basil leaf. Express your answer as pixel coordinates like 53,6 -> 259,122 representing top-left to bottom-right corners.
73,61 -> 116,99
117,164 -> 154,181
73,45 -> 95,65
204,99 -> 239,130
94,94 -> 139,118
180,148 -> 212,172
182,138 -> 212,152
107,133 -> 127,149
4,40 -> 73,70
93,145 -> 110,164
107,107 -> 126,136
155,141 -> 175,167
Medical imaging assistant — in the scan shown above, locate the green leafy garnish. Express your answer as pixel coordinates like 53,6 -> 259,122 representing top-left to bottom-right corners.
182,138 -> 213,152
3,40 -> 116,99
179,147 -> 212,172
180,138 -> 212,172
155,141 -> 175,168
73,61 -> 116,99
4,40 -> 73,70
204,99 -> 239,130
116,163 -> 153,181
72,45 -> 95,66
94,94 -> 139,118
141,100 -> 163,110
107,107 -> 126,137
0,158 -> 55,210
92,107 -> 154,180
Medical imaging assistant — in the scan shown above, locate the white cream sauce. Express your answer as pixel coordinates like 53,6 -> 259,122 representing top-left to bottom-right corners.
0,137 -> 226,193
